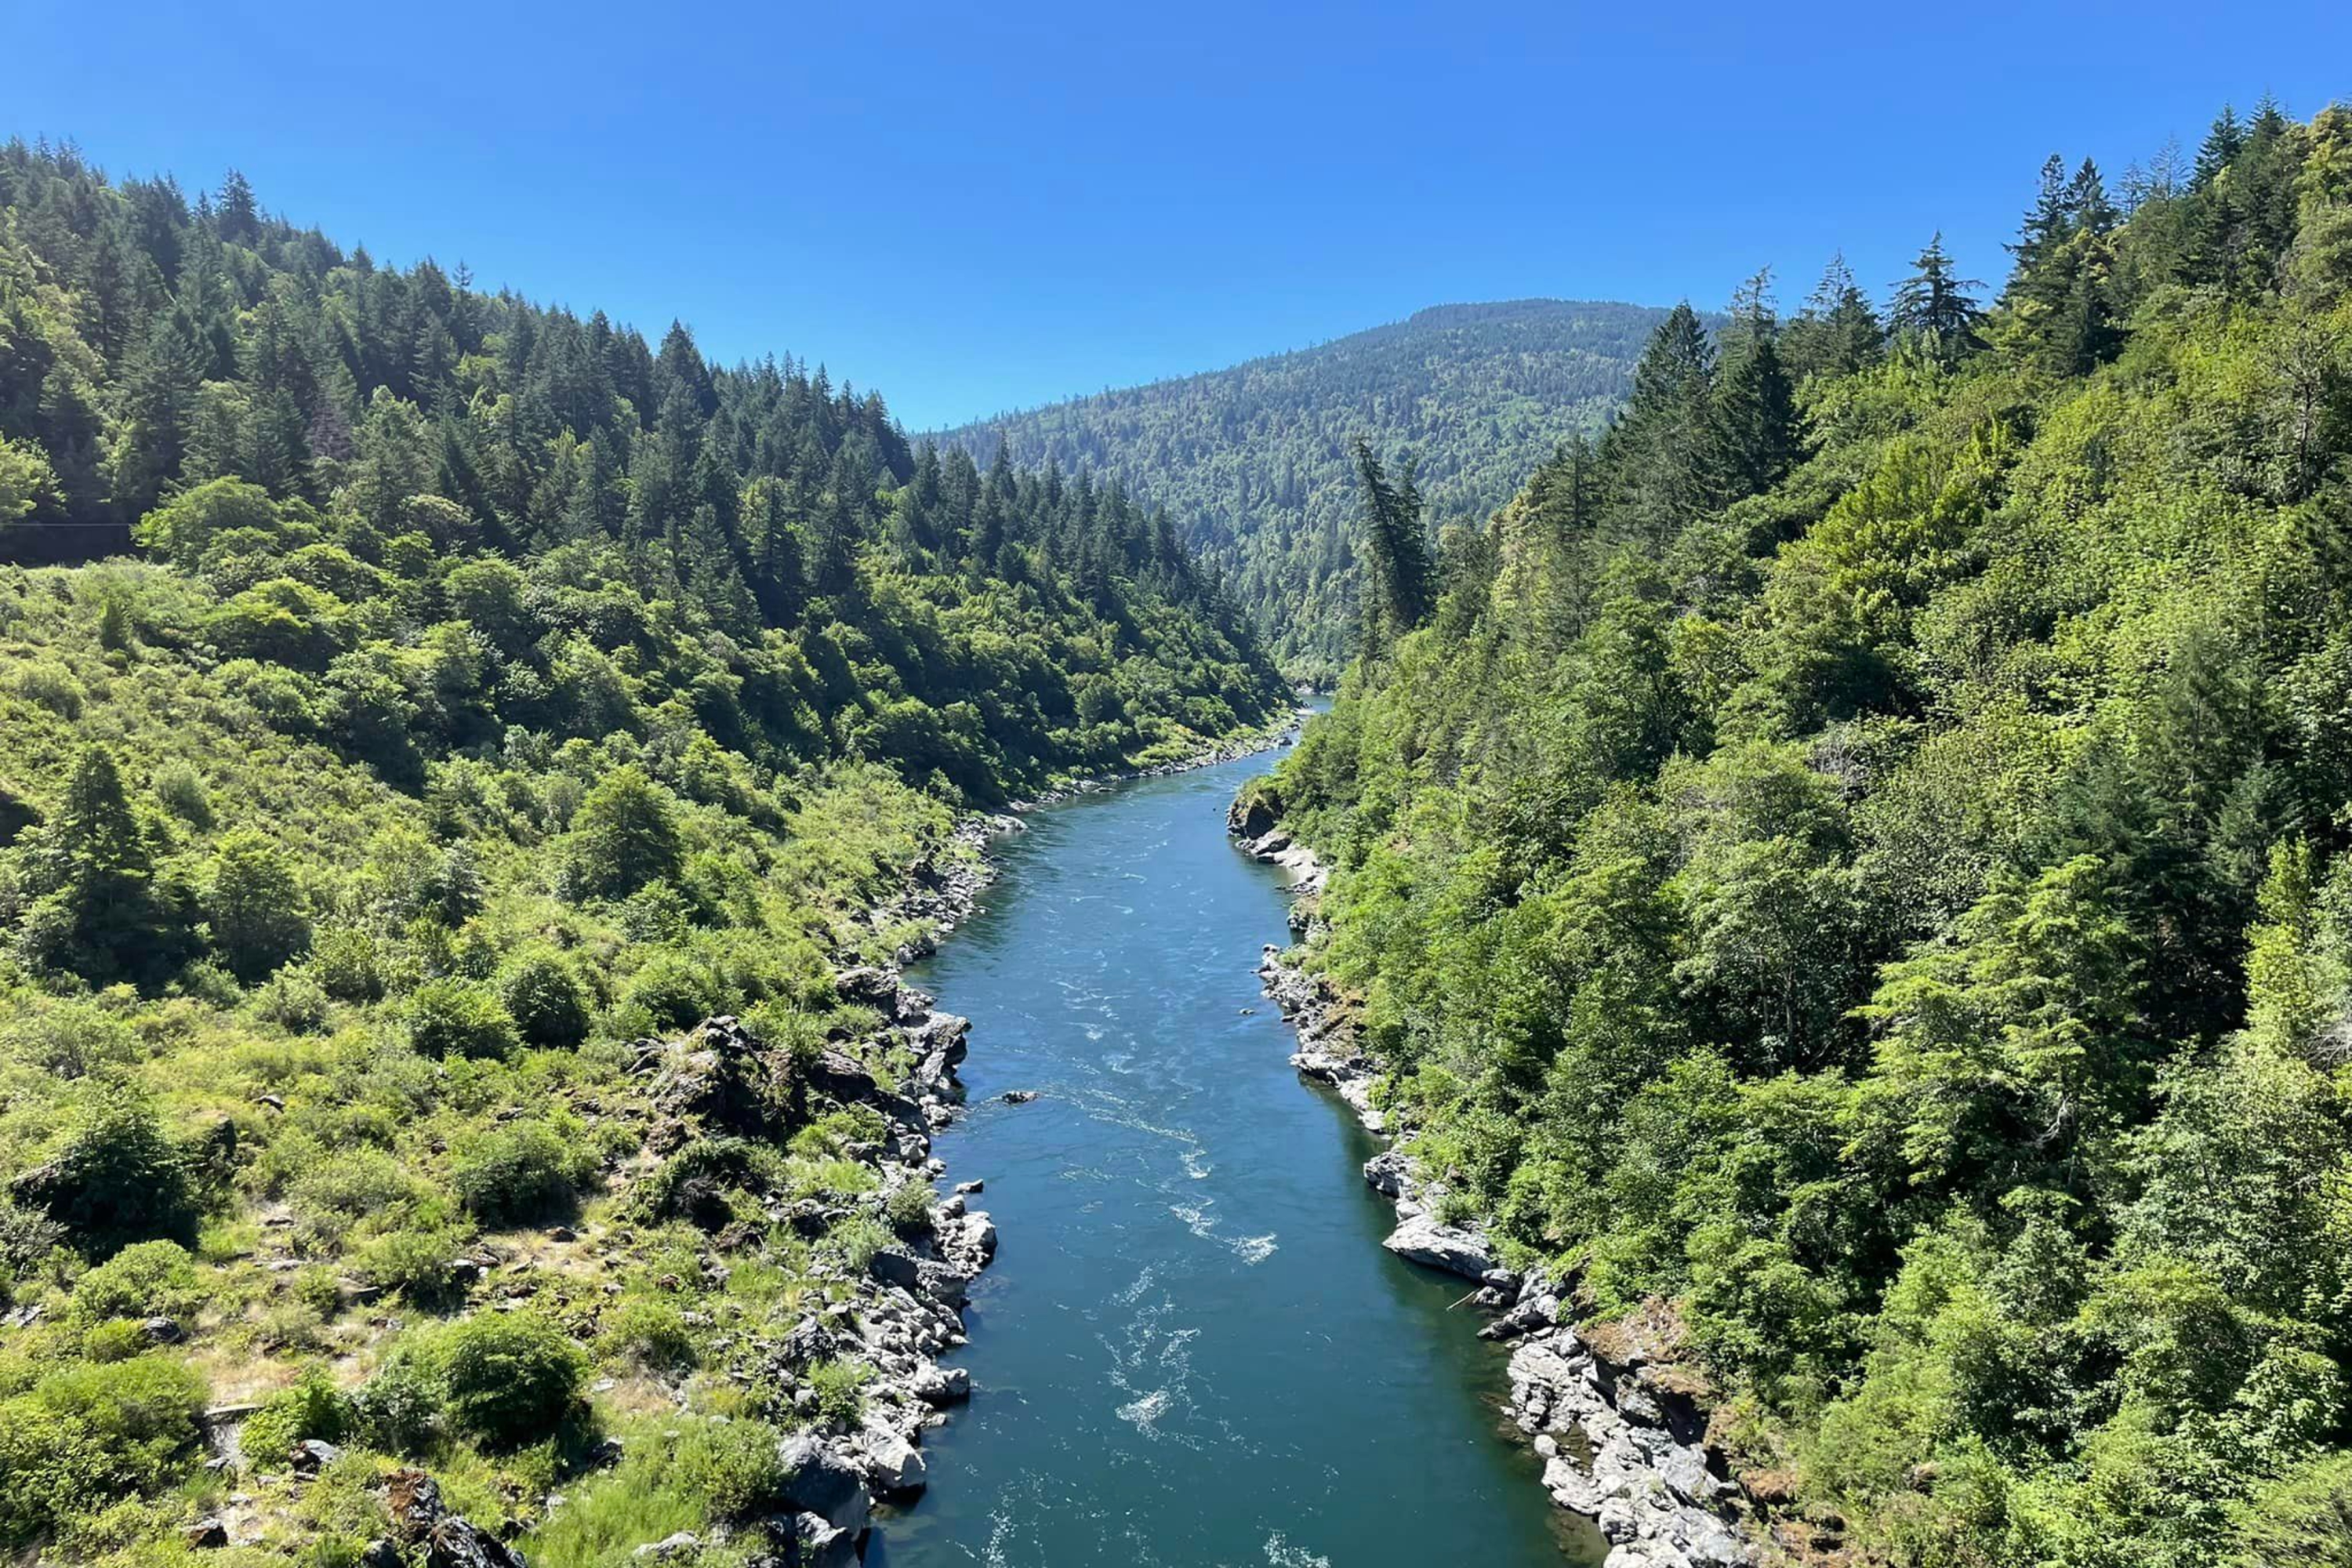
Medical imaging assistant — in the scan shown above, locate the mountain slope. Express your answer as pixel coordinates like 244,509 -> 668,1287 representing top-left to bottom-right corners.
0,141 -> 1283,1566
1263,100 -> 2352,1563
930,299 -> 1678,681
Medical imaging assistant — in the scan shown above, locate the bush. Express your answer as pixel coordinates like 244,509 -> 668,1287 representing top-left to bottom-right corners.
207,830 -> 312,982
358,1229 -> 463,1304
884,1180 -> 936,1237
253,966 -> 332,1033
13,659 -> 85,718
407,980 -> 521,1061
622,953 -> 713,1033
13,1101 -> 198,1258
72,1240 -> 200,1322
354,1347 -> 442,1454
560,767 -> 684,902
310,926 -> 386,1002
435,1312 -> 586,1450
499,951 -> 590,1049
239,1369 -> 354,1468
806,1359 -> 870,1430
677,1418 -> 787,1521
151,762 -> 213,827
4,1356 -> 209,1522
80,1318 -> 151,1363
451,1123 -> 590,1227
597,1295 -> 697,1374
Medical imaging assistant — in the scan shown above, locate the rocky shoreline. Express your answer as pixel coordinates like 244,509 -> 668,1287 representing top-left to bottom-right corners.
1236,819 -> 1755,1568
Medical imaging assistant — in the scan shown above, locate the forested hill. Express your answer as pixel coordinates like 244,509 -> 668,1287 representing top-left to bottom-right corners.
928,299 -> 1676,682
0,143 -> 1283,1563
1269,100 -> 2352,1560
0,141 -> 1286,798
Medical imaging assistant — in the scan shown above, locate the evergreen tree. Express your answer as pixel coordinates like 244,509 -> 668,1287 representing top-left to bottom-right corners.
1350,438 -> 1434,645
1711,272 -> 1799,498
1889,233 -> 1985,363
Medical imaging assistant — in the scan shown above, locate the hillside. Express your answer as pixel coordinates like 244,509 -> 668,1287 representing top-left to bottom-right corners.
929,299 -> 1678,682
0,141 -> 1283,1567
1260,100 -> 2352,1562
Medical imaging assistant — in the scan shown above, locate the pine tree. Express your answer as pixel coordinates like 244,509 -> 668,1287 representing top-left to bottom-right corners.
1602,302 -> 1719,545
1889,233 -> 1985,364
2193,104 -> 2245,191
1350,438 -> 1434,645
214,169 -> 260,245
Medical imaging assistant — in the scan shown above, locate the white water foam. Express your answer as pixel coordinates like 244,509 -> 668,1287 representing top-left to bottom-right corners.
1264,1532 -> 1331,1567
1232,1233 -> 1278,1265
1116,1387 -> 1174,1432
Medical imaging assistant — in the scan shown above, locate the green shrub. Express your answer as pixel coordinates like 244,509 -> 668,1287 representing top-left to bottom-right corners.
676,1418 -> 787,1521
826,1214 -> 889,1273
884,1181 -> 935,1236
622,953 -> 713,1033
151,762 -> 213,827
597,1296 -> 697,1374
13,659 -> 85,717
451,1123 -> 590,1227
72,1240 -> 200,1322
354,1346 -> 442,1454
207,829 -> 313,981
13,1101 -> 198,1258
13,1356 -> 208,1508
80,1318 -> 151,1363
240,1369 -> 354,1468
254,966 -> 332,1033
560,767 -> 684,902
806,1359 -> 869,1429
436,1312 -> 586,1449
499,951 -> 590,1049
407,980 -> 521,1061
310,926 -> 386,1002
358,1229 -> 463,1303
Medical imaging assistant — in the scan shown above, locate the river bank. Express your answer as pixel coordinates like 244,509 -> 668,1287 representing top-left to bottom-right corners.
1236,826 -> 1757,1568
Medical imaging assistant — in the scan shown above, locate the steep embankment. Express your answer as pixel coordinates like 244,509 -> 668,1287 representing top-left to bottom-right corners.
1250,101 -> 2352,1568
931,300 -> 1677,681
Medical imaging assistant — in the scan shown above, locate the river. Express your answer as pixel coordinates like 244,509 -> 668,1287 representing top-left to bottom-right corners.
871,740 -> 1603,1567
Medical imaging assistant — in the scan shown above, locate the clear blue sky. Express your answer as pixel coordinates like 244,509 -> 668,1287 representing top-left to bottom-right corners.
9,1 -> 2347,430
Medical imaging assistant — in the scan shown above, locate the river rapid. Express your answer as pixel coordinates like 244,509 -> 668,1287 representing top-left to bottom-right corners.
872,742 -> 1602,1568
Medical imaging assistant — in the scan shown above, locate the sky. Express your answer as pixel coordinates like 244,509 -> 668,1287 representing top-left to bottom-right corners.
8,2 -> 2348,430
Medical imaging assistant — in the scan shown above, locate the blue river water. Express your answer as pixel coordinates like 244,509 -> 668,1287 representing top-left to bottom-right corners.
871,742 -> 1601,1568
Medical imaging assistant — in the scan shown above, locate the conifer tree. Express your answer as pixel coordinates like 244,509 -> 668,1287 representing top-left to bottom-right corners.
1350,438 -> 1434,645
1889,233 -> 1985,363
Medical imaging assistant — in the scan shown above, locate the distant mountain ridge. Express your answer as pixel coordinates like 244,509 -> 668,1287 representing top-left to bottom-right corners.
928,298 -> 1679,681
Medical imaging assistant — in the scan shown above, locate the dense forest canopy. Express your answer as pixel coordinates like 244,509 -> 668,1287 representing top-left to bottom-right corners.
0,141 -> 1283,1565
928,299 -> 1682,682
1269,98 -> 2352,1563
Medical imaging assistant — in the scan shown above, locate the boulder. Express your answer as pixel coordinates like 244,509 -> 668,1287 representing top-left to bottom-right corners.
786,1512 -> 858,1568
184,1518 -> 229,1549
832,967 -> 898,1010
1227,791 -> 1279,839
1381,1213 -> 1496,1280
386,1468 -> 528,1568
632,1533 -> 700,1559
776,1434 -> 871,1537
1362,1149 -> 1410,1200
908,1363 -> 971,1405
856,1424 -> 927,1495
